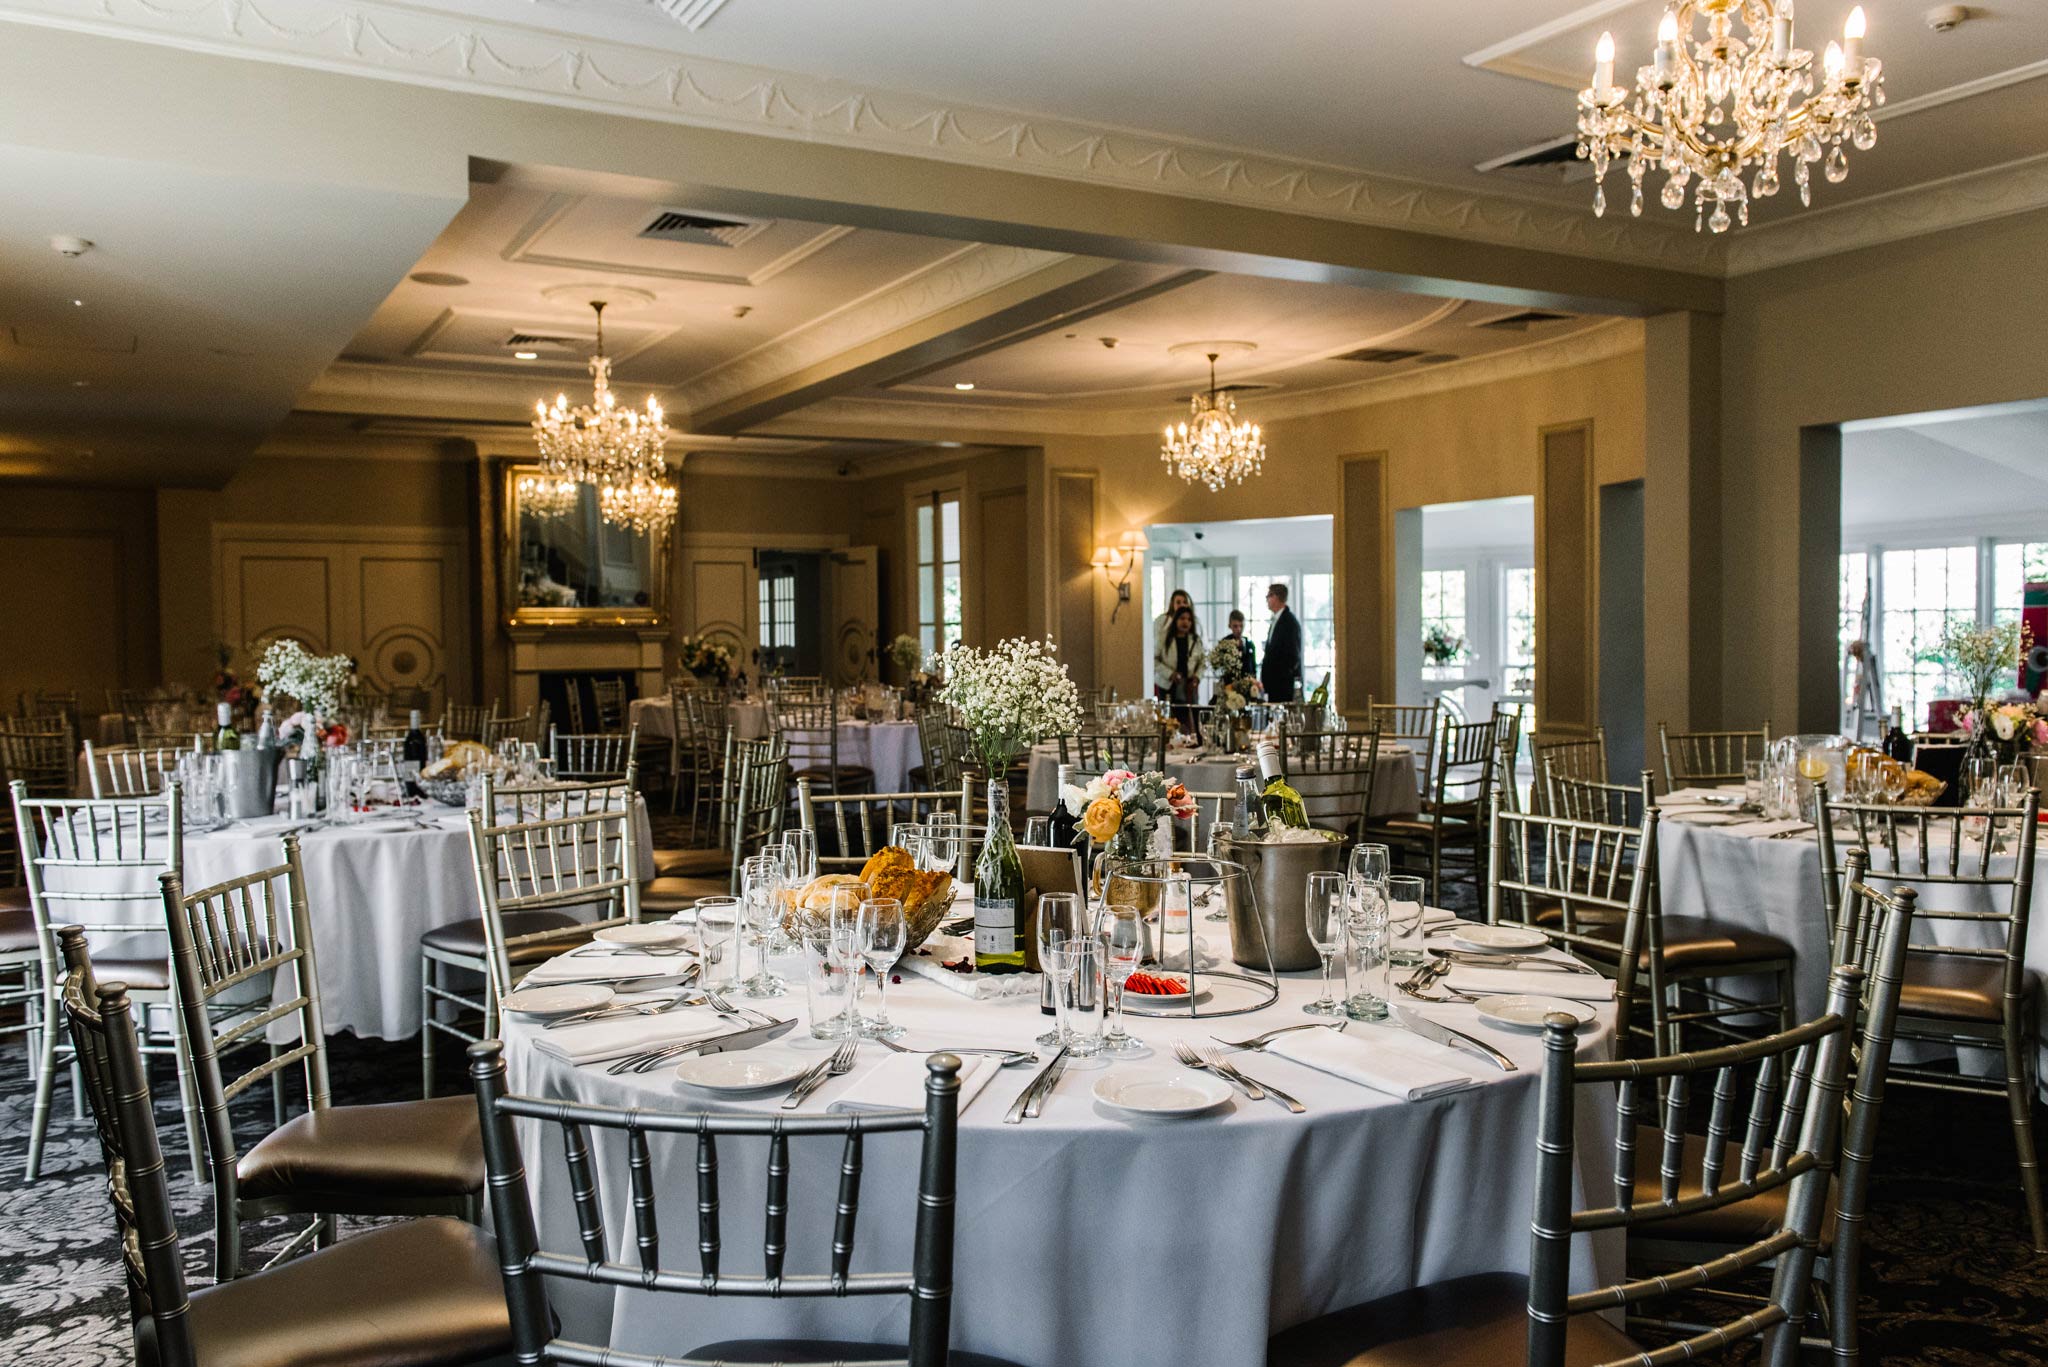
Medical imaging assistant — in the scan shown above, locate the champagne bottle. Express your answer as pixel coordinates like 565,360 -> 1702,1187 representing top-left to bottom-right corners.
1308,672 -> 1331,709
254,707 -> 276,751
214,702 -> 240,751
402,709 -> 428,767
973,779 -> 1026,974
1235,765 -> 1268,839
1048,762 -> 1081,851
1885,705 -> 1912,763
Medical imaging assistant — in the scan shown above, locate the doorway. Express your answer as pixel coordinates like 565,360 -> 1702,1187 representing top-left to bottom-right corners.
1411,497 -> 1535,725
1144,516 -> 1335,700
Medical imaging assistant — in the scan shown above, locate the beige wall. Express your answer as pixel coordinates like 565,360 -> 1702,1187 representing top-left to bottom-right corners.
0,483 -> 159,713
1719,206 -> 2048,732
1032,348 -> 1647,704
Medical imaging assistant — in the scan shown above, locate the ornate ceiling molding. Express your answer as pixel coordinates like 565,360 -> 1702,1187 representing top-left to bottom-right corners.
1724,151 -> 2048,276
780,317 -> 1646,439
672,241 -> 1077,415
0,0 -> 1717,274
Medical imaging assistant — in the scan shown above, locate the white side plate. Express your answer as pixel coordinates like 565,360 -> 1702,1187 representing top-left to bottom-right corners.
1473,994 -> 1598,1031
503,983 -> 615,1017
675,1053 -> 811,1093
595,923 -> 695,948
1449,924 -> 1549,954
1092,1066 -> 1233,1119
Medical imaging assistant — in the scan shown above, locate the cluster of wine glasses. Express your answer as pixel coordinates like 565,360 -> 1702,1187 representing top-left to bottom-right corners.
730,828 -> 910,1041
1963,756 -> 2033,811
1842,750 -> 1913,805
1302,843 -> 1419,1022
1035,893 -> 1144,1061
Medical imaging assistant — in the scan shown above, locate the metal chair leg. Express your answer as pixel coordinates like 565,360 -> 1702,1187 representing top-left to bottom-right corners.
167,1016 -> 208,1184
420,956 -> 437,1100
2003,1019 -> 2047,1252
23,990 -> 62,1181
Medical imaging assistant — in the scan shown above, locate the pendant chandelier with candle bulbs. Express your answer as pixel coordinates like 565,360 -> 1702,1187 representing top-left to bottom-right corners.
1577,2 -> 1883,234
1161,348 -> 1265,492
531,299 -> 677,535
515,472 -> 582,521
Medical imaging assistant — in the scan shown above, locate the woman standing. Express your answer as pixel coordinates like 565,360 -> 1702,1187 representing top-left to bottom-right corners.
1154,604 -> 1206,731
1153,588 -> 1194,657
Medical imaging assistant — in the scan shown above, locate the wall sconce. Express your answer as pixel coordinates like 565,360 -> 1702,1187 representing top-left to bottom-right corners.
1092,529 -> 1149,623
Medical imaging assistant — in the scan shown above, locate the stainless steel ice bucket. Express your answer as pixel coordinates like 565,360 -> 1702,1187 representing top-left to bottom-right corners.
1214,829 -> 1354,972
222,745 -> 282,819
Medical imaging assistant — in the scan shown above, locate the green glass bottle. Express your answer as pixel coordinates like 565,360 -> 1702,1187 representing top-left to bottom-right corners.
973,778 -> 1026,974
214,702 -> 241,752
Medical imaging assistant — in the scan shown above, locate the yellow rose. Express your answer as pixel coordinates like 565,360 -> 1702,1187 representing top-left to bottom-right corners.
1081,795 -> 1125,843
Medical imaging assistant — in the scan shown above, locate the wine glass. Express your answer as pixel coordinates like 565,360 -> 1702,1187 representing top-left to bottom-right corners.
1880,757 -> 1908,805
2000,761 -> 2032,808
1963,755 -> 1999,809
738,854 -> 786,997
781,829 -> 818,886
1036,892 -> 1084,1047
1348,843 -> 1390,890
856,897 -> 907,1040
1302,871 -> 1348,1017
807,882 -> 867,1040
1095,902 -> 1146,1056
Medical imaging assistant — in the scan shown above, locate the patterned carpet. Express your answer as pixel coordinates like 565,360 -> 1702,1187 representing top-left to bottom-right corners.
2,842 -> 2045,1364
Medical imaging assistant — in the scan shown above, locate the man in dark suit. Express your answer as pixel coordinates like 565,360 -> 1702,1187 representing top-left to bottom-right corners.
1260,583 -> 1303,703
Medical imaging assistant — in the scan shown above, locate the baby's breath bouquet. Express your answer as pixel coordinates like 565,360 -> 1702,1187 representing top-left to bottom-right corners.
257,639 -> 355,719
936,637 -> 1081,774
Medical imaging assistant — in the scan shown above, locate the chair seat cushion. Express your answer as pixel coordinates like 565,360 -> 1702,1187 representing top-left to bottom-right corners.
651,847 -> 730,878
687,1341 -> 1024,1367
0,902 -> 38,953
641,875 -> 730,910
176,1216 -> 510,1367
236,1096 -> 485,1204
1582,915 -> 1793,972
1623,1125 -> 1834,1249
1265,1271 -> 1640,1367
420,911 -> 581,962
1365,815 -> 1474,839
1899,949 -> 2031,1023
96,955 -> 173,991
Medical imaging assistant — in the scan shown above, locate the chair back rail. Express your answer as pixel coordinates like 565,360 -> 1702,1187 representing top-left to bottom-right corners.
465,806 -> 642,1000
799,778 -> 973,872
83,742 -> 187,799
1278,729 -> 1382,840
442,701 -> 497,742
1057,730 -> 1167,775
470,1041 -> 963,1367
1365,697 -> 1440,794
549,725 -> 640,782
1659,721 -> 1772,791
1547,768 -> 1652,828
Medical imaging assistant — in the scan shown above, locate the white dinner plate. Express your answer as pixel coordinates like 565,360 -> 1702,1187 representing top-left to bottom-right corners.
594,923 -> 695,948
1449,924 -> 1549,954
1472,994 -> 1598,1031
1093,1066 -> 1233,1119
674,1052 -> 810,1093
502,983 -> 615,1017
1667,810 -> 1747,826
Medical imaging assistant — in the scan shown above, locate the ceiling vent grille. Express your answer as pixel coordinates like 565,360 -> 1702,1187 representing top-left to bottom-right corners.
503,332 -> 586,352
1474,310 -> 1571,331
638,211 -> 767,248
1474,136 -> 1594,185
1333,347 -> 1427,364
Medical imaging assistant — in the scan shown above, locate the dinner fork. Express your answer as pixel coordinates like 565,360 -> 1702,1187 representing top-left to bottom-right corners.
1173,1039 -> 1265,1101
781,1038 -> 859,1110
874,1036 -> 1038,1066
1199,1044 -> 1306,1114
1211,1021 -> 1344,1051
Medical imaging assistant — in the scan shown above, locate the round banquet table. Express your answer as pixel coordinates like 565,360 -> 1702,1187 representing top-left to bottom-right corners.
40,799 -> 652,1040
499,920 -> 1619,1367
1024,741 -> 1422,818
629,696 -> 925,792
1656,800 -> 2048,1091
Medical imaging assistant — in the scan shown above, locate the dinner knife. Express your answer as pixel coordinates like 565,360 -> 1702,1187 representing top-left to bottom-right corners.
1393,1005 -> 1517,1073
1003,1047 -> 1068,1124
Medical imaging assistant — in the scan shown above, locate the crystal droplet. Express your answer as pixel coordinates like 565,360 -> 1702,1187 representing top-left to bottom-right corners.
1709,203 -> 1732,233
1631,182 -> 1643,217
1852,117 -> 1877,151
1825,145 -> 1849,183
1662,177 -> 1686,210
1695,203 -> 1706,232
1800,178 -> 1811,207
1593,182 -> 1606,217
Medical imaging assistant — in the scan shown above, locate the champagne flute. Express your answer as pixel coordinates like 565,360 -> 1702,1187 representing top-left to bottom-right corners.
857,897 -> 907,1040
739,854 -> 786,997
1095,902 -> 1146,1056
1036,892 -> 1084,1047
1303,871 -> 1348,1017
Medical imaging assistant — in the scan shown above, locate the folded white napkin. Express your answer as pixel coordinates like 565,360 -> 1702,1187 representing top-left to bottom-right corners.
1721,819 -> 1815,840
523,948 -> 695,985
528,1007 -> 731,1066
1443,965 -> 1616,1001
829,1053 -> 999,1115
900,940 -> 1043,1000
1266,1026 -> 1476,1101
1418,906 -> 1462,929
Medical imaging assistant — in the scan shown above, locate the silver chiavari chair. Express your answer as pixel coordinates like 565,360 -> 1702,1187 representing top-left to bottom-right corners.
548,724 -> 639,783
469,1043 -> 1008,1367
57,928 -> 513,1367
1279,728 -> 1383,842
1364,714 -> 1499,904
160,842 -> 485,1280
1815,780 -> 2045,1251
1546,766 -> 1651,827
11,779 -> 200,1181
1,719 -> 76,799
797,777 -> 972,874
441,700 -> 497,743
483,702 -> 550,748
1530,727 -> 1609,815
1365,697 -> 1440,795
464,803 -> 642,1015
1659,720 -> 1772,792
1267,962 -> 1868,1367
1057,729 -> 1167,774
773,691 -> 873,796
642,735 -> 787,916
590,677 -> 628,733
83,740 -> 184,799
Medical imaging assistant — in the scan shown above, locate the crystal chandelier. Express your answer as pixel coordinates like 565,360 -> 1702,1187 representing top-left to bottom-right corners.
1577,3 -> 1883,233
598,470 -> 679,537
515,472 -> 582,521
532,299 -> 671,496
1161,352 -> 1265,492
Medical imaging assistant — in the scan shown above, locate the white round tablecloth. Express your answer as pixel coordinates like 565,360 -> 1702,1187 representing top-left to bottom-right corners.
40,800 -> 653,1040
499,922 -> 1618,1367
1024,742 -> 1421,819
1656,806 -> 2048,1087
626,698 -> 924,792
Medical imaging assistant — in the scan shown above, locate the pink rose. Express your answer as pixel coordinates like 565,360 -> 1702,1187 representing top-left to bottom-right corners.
1101,769 -> 1137,789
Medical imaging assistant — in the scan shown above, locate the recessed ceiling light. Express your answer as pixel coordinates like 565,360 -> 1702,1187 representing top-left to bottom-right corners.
409,271 -> 469,287
71,299 -> 84,307
514,351 -> 539,360
954,382 -> 975,391
71,380 -> 90,388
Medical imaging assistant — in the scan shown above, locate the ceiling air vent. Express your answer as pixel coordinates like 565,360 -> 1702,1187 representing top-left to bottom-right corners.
1333,347 -> 1427,364
638,211 -> 767,248
1474,310 -> 1571,332
503,332 -> 587,352
1474,136 -> 1594,185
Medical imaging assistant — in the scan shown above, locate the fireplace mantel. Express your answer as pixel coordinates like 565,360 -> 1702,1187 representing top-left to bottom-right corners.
505,621 -> 667,716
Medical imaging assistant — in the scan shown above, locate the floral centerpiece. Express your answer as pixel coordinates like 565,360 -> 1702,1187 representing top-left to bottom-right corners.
674,633 -> 735,684
1423,624 -> 1466,667
1935,619 -> 2035,757
257,639 -> 355,719
1959,700 -> 2048,755
935,637 -> 1082,777
887,633 -> 924,681
1062,769 -> 1196,862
